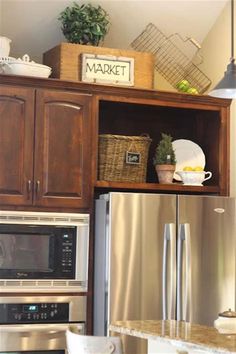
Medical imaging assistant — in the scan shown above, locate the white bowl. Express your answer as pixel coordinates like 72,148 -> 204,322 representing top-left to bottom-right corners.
175,170 -> 212,186
0,54 -> 52,78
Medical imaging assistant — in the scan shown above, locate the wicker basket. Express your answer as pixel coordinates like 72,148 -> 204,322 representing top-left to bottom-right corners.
98,134 -> 152,183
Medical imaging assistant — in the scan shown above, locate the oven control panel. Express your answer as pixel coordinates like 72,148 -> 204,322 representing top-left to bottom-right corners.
0,302 -> 69,324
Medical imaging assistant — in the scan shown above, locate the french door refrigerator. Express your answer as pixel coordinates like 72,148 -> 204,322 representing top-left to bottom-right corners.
94,192 -> 236,354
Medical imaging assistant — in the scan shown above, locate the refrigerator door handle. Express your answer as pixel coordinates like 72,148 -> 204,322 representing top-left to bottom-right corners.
184,223 -> 191,322
162,223 -> 176,320
177,223 -> 191,322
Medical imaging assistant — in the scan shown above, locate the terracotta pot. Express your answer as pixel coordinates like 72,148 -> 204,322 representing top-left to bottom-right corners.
155,164 -> 175,184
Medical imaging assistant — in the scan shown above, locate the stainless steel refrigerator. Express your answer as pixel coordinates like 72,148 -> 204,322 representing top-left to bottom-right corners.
93,192 -> 236,354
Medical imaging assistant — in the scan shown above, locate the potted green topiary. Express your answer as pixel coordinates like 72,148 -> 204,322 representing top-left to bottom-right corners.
153,133 -> 176,184
58,2 -> 110,46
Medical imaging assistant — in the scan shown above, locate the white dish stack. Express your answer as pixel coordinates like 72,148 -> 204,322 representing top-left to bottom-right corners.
0,36 -> 52,78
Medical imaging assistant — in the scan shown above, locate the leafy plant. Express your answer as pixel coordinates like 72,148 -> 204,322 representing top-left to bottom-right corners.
58,2 -> 110,46
153,133 -> 176,165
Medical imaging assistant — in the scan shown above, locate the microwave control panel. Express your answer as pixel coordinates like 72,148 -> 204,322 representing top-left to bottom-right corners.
0,302 -> 70,324
61,233 -> 74,273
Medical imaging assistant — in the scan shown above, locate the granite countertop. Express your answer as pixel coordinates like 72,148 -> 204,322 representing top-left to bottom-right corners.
109,320 -> 236,354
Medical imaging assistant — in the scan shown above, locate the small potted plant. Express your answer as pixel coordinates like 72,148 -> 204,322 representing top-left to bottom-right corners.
153,133 -> 176,184
58,2 -> 110,46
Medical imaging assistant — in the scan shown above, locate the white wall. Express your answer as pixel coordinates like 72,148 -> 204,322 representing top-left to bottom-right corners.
199,1 -> 236,196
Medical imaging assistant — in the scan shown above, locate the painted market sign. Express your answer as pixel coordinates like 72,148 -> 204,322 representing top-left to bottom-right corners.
81,53 -> 134,86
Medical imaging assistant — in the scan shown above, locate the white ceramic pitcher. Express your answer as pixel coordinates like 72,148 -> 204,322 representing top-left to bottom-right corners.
0,36 -> 11,57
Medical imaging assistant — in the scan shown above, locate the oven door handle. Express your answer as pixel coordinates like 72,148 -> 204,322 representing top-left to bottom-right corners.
0,323 -> 83,333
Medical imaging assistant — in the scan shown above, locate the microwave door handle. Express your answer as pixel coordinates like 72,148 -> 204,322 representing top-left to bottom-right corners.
162,223 -> 176,320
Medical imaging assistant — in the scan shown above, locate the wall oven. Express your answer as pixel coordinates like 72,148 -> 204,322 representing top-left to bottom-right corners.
0,295 -> 86,353
0,211 -> 89,292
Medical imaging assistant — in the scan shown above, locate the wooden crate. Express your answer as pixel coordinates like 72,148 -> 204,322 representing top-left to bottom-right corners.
43,43 -> 154,89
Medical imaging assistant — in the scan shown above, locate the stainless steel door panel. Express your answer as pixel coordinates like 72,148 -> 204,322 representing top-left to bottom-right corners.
178,195 -> 236,326
108,193 -> 176,354
0,323 -> 84,352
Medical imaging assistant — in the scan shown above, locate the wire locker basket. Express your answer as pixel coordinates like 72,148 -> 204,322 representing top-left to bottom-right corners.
130,23 -> 211,94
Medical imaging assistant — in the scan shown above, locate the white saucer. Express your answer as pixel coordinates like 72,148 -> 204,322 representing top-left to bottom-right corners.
183,183 -> 203,186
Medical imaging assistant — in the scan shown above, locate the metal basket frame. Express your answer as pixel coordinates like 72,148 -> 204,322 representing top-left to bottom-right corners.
131,23 -> 211,94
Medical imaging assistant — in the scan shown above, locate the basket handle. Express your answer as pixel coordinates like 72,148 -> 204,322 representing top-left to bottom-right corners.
188,37 -> 201,50
140,133 -> 150,138
167,33 -> 203,65
127,134 -> 151,152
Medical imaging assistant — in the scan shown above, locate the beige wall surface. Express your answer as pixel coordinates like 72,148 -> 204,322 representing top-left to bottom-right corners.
0,0 -> 226,64
0,0 -> 2,32
199,1 -> 236,196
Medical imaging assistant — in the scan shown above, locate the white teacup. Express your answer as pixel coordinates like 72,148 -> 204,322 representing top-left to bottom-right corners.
176,171 -> 212,186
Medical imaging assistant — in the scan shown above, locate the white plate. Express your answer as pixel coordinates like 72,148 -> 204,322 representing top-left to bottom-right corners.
172,139 -> 205,181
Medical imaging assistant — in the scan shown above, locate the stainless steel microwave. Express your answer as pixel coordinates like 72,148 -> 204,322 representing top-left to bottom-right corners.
0,211 -> 89,292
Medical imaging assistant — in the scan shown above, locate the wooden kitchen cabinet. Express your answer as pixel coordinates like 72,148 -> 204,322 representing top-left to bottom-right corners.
0,86 -> 34,206
0,84 -> 92,209
95,91 -> 231,196
0,75 -> 231,198
34,89 -> 92,209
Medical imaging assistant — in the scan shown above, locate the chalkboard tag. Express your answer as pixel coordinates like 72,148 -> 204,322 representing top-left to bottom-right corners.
125,151 -> 141,165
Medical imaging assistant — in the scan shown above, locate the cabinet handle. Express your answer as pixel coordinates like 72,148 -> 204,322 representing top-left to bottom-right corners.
36,180 -> 40,196
27,180 -> 32,199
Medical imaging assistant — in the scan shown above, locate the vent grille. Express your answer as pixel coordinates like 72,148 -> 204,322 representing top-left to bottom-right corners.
0,216 -> 7,220
0,211 -> 89,225
22,281 -> 37,286
70,218 -> 87,223
53,281 -> 67,287
5,281 -> 20,286
37,217 -> 55,222
68,281 -> 84,287
54,217 -> 69,222
0,280 -> 87,292
36,281 -> 52,286
7,216 -> 22,220
23,216 -> 39,221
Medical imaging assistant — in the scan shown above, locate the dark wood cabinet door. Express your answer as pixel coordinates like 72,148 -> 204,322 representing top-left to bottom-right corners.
0,86 -> 34,206
34,89 -> 92,209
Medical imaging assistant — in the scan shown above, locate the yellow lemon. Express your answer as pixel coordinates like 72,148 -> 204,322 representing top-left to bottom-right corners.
187,87 -> 199,95
183,166 -> 193,171
194,166 -> 204,171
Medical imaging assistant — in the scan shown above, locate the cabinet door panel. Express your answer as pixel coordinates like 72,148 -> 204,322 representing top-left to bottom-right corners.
0,86 -> 34,205
34,90 -> 92,208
